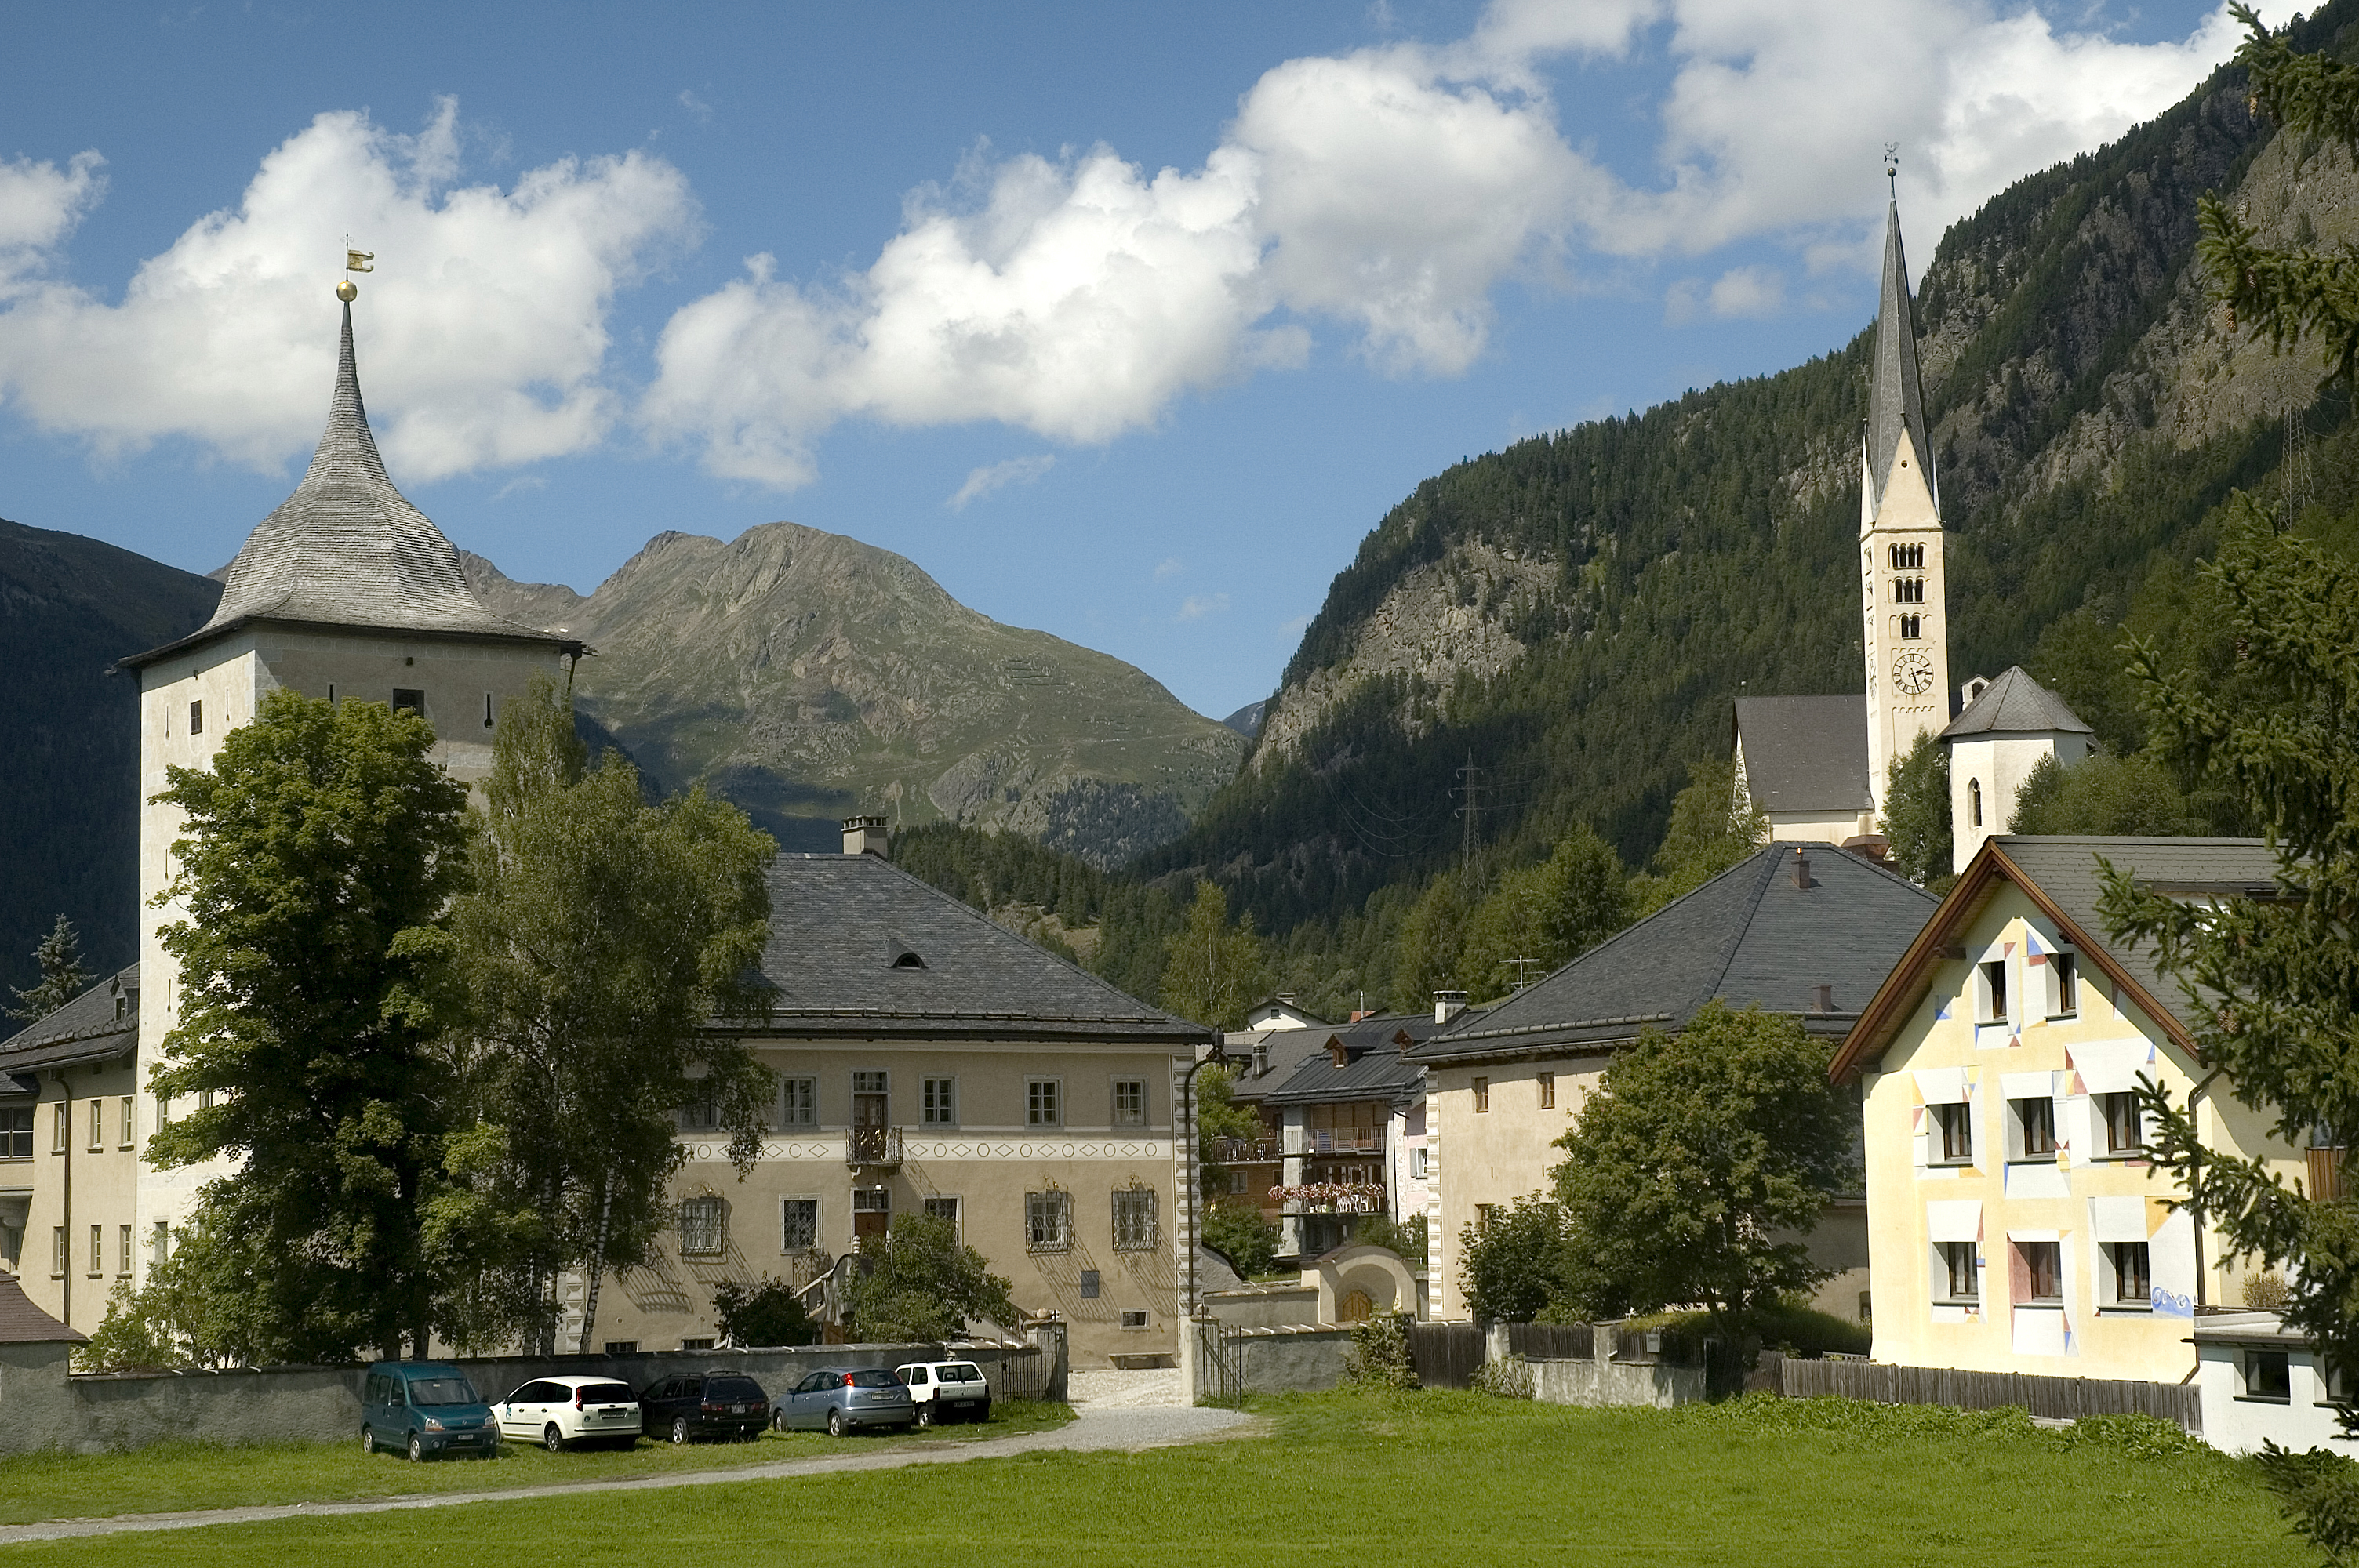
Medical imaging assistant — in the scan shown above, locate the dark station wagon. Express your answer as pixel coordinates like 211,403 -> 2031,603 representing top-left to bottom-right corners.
638,1370 -> 771,1444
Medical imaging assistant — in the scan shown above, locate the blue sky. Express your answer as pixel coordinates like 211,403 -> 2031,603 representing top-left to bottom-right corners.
0,0 -> 2266,717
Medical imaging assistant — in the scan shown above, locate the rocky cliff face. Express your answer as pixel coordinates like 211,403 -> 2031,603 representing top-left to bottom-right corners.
464,522 -> 1243,865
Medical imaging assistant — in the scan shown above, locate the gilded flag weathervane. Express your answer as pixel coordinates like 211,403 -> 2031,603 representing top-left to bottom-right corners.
336,236 -> 374,303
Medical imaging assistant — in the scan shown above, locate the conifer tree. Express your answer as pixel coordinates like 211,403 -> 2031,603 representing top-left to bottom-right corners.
5,914 -> 91,1022
1880,732 -> 1952,891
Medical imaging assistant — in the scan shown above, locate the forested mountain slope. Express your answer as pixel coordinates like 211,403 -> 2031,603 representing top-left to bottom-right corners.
1146,4 -> 2355,938
0,519 -> 221,996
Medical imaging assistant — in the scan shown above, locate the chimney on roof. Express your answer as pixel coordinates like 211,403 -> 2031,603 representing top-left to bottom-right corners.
1791,849 -> 1812,890
1812,984 -> 1834,1014
841,815 -> 890,859
1842,833 -> 1889,861
1433,990 -> 1468,1025
1349,1010 -> 1373,1023
1251,1042 -> 1270,1078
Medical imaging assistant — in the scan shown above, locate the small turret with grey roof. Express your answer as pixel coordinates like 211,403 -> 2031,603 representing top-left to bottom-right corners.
1942,666 -> 2098,872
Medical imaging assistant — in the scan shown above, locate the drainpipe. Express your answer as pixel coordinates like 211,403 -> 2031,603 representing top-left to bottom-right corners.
1179,1039 -> 1231,1317
2188,1070 -> 2223,1309
56,1068 -> 70,1330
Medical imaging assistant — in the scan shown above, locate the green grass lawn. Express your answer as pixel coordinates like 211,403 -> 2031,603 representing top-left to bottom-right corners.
0,1399 -> 1071,1526
0,1390 -> 2315,1566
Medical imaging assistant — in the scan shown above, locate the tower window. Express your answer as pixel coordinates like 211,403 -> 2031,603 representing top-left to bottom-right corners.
1899,614 -> 1922,640
483,693 -> 495,729
1889,543 -> 1925,571
1970,778 -> 1983,827
391,689 -> 425,717
1895,577 -> 1925,604
188,700 -> 203,735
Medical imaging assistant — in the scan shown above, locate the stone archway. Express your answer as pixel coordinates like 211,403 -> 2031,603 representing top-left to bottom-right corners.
1315,1244 -> 1419,1324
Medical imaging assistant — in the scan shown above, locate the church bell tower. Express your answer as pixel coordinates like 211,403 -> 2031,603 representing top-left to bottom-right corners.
1860,155 -> 1949,817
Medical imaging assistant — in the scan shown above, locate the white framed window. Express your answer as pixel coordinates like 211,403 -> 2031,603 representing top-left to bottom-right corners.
2009,1097 -> 2057,1163
88,1223 -> 102,1276
1119,1310 -> 1150,1330
781,1198 -> 820,1253
2242,1348 -> 2293,1402
2047,951 -> 2079,1016
0,1105 -> 31,1160
1027,1078 -> 1062,1128
118,1096 -> 133,1148
1473,1077 -> 1490,1113
52,1102 -> 65,1154
86,1099 -> 103,1152
2099,1093 -> 2144,1155
1111,1078 -> 1147,1127
852,1069 -> 889,1097
2103,1241 -> 2151,1308
1978,960 -> 2009,1025
1938,1241 -> 1978,1301
1026,1191 -> 1071,1251
2016,1240 -> 2062,1303
778,1076 -> 816,1128
1411,1147 -> 1429,1180
678,1196 -> 726,1256
51,1225 -> 66,1277
1537,1073 -> 1556,1109
117,1224 -> 132,1276
1112,1188 -> 1157,1250
923,1196 -> 960,1236
922,1077 -> 958,1127
1932,1102 -> 1974,1163
151,1222 -> 171,1269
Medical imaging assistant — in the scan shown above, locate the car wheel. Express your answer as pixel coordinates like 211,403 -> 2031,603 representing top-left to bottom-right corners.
362,1425 -> 377,1455
543,1424 -> 564,1454
827,1408 -> 846,1439
772,1408 -> 787,1432
915,1403 -> 934,1429
671,1416 -> 691,1446
407,1432 -> 424,1463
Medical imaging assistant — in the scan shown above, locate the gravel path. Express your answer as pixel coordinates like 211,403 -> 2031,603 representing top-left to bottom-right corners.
0,1403 -> 1252,1545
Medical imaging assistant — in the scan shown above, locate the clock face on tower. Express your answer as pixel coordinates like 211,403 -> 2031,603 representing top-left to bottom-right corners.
1892,649 -> 1936,697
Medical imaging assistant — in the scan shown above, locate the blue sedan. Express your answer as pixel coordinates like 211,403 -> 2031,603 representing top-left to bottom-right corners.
772,1367 -> 916,1436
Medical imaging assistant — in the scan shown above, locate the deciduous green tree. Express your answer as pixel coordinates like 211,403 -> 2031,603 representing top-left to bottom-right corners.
148,690 -> 469,1363
5,914 -> 90,1022
1204,1198 -> 1281,1278
841,1213 -> 1018,1341
446,676 -> 776,1353
1550,1001 -> 1852,1349
711,1276 -> 820,1348
1456,1195 -> 1573,1325
1457,825 -> 1631,1000
1881,731 -> 1954,891
1158,881 -> 1268,1029
1630,757 -> 1767,915
1392,876 -> 1470,1014
2008,750 -> 2212,837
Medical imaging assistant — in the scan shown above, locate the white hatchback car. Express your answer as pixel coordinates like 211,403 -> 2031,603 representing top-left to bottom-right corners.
893,1360 -> 993,1425
494,1376 -> 644,1451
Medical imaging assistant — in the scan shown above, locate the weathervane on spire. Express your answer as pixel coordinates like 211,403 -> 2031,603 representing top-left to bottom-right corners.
336,234 -> 374,303
1883,143 -> 1900,194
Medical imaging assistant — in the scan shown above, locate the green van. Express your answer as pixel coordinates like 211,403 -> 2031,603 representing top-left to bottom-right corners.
361,1362 -> 499,1461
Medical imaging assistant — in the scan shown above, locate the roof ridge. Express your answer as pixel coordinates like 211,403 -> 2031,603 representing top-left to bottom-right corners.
1695,847 -> 1784,1014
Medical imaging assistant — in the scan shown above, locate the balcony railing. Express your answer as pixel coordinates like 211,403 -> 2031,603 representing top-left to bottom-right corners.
1305,1130 -> 1385,1156
1215,1136 -> 1281,1163
847,1126 -> 903,1170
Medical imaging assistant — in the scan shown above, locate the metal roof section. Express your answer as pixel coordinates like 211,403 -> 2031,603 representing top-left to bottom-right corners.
1866,193 -> 1935,512
1257,1012 -> 1441,1106
0,965 -> 138,1076
124,305 -> 577,669
1411,842 -> 1940,1066
1734,695 -> 1873,812
1830,835 -> 2281,1079
740,854 -> 1212,1044
1939,665 -> 2096,740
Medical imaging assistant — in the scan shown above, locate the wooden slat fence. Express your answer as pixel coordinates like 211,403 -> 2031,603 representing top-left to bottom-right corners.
1507,1323 -> 1594,1361
1779,1358 -> 2201,1431
1409,1323 -> 1485,1389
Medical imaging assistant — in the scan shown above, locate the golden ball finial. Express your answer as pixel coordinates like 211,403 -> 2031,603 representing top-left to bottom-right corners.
336,279 -> 358,303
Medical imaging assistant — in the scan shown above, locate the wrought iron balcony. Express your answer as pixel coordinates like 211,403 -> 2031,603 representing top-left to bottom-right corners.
847,1126 -> 903,1170
1215,1135 -> 1281,1163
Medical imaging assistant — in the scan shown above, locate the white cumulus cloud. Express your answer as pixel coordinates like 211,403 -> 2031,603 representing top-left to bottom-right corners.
0,100 -> 697,480
947,452 -> 1056,510
1176,592 -> 1231,621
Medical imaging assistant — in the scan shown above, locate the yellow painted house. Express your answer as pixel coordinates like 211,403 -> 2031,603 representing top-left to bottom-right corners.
1832,836 -> 2309,1381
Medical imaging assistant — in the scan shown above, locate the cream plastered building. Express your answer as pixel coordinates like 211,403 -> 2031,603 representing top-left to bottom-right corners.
0,302 -> 579,1334
1835,835 -> 2303,1379
1410,841 -> 1939,1321
587,840 -> 1214,1369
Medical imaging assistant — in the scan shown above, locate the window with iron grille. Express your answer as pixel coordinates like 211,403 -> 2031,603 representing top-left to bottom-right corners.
1112,1078 -> 1146,1126
781,1198 -> 819,1253
1120,1310 -> 1150,1330
922,1076 -> 958,1126
779,1076 -> 816,1127
1026,1191 -> 1071,1251
1027,1078 -> 1062,1127
678,1197 -> 726,1256
1112,1188 -> 1156,1250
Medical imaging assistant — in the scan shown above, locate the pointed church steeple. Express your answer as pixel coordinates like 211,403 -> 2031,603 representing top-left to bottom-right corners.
1864,184 -> 1934,515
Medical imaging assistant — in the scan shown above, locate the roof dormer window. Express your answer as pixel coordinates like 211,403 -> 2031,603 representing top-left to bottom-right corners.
891,949 -> 926,971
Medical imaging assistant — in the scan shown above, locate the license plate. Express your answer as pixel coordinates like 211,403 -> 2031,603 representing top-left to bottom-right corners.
730,1404 -> 747,1414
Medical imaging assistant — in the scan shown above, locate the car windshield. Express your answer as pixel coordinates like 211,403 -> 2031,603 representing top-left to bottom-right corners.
707,1377 -> 765,1400
850,1369 -> 901,1388
938,1364 -> 982,1383
406,1377 -> 481,1407
580,1384 -> 637,1403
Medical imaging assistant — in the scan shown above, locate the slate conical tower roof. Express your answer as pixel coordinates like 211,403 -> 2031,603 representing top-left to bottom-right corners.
129,304 -> 567,668
1865,192 -> 1935,514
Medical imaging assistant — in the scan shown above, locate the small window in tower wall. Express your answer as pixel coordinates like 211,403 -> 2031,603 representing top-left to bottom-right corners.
1895,577 -> 1925,604
1889,543 -> 1925,571
1899,615 -> 1922,640
188,700 -> 203,735
392,689 -> 425,718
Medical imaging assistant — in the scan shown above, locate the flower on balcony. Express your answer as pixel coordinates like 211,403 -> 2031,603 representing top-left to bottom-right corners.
1267,1181 -> 1385,1214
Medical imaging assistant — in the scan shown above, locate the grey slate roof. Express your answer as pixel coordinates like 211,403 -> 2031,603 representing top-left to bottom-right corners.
1991,836 -> 2277,1036
0,966 -> 138,1076
1257,1013 -> 1438,1107
0,1272 -> 82,1345
1941,666 -> 2095,740
1410,842 -> 1941,1065
125,306 -> 572,668
1866,194 -> 1935,510
1734,695 -> 1872,813
743,855 -> 1211,1044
